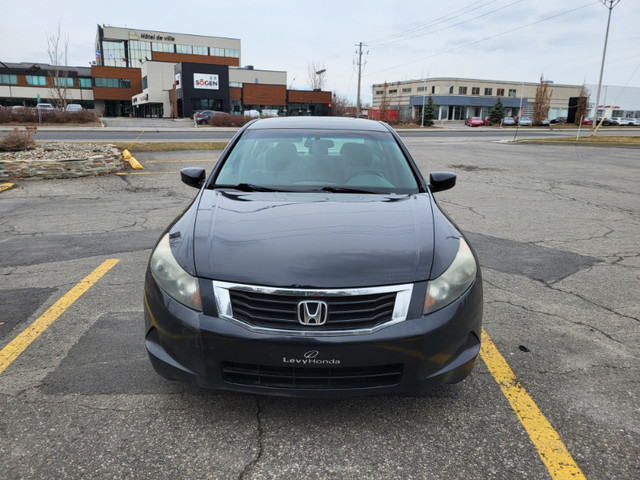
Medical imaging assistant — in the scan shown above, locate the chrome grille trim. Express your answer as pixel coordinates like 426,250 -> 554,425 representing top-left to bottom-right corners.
213,281 -> 414,336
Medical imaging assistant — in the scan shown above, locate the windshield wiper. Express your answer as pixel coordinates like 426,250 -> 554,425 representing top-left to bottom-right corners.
213,183 -> 282,192
321,186 -> 379,194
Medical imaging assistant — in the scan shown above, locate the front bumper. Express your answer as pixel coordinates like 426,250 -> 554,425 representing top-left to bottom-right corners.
143,273 -> 483,397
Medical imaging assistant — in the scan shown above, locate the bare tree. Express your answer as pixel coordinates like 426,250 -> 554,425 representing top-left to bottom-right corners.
532,74 -> 553,126
377,83 -> 390,121
47,23 -> 70,109
307,62 -> 326,90
330,92 -> 353,117
574,86 -> 590,125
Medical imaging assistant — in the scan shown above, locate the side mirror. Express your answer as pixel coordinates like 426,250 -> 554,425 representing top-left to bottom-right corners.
429,171 -> 456,193
181,167 -> 206,188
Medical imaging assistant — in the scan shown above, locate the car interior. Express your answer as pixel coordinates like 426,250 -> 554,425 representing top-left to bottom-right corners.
214,132 -> 418,191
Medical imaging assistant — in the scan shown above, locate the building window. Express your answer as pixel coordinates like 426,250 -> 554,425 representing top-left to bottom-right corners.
445,86 -> 454,94
0,74 -> 18,84
432,86 -> 437,94
54,77 -> 74,87
193,46 -> 208,56
79,78 -> 92,88
472,87 -> 480,95
152,42 -> 174,53
176,44 -> 193,54
508,89 -> 517,97
128,40 -> 152,68
102,40 -> 127,67
402,87 -> 411,93
417,86 -> 426,92
388,89 -> 397,94
375,90 -> 384,95
497,88 -> 504,96
212,47 -> 239,58
142,76 -> 148,90
94,77 -> 132,89
484,88 -> 492,95
458,86 -> 467,94
26,75 -> 47,86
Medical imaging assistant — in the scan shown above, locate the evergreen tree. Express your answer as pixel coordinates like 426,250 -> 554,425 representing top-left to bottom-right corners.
489,98 -> 505,125
422,95 -> 436,126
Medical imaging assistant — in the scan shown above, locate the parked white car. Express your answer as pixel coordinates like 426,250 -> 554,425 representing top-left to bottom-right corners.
66,104 -> 83,112
36,103 -> 55,111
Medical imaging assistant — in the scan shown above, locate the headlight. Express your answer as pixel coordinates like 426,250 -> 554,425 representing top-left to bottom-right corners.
423,237 -> 477,314
150,234 -> 202,311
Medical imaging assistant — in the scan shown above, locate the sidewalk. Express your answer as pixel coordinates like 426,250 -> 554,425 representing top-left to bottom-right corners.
0,117 -> 239,133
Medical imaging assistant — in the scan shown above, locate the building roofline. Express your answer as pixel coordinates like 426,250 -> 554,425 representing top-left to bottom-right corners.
372,77 -> 583,89
100,24 -> 241,42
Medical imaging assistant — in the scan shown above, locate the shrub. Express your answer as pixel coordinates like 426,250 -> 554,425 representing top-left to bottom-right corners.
208,113 -> 255,127
0,108 -> 99,124
0,128 -> 36,151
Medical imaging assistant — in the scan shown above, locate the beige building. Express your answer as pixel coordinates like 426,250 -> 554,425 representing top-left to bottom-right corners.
372,77 -> 583,122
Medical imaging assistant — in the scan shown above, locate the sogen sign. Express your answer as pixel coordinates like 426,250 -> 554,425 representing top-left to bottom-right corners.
194,73 -> 219,90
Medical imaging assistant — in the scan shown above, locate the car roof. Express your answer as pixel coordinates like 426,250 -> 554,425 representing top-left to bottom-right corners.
245,116 -> 390,132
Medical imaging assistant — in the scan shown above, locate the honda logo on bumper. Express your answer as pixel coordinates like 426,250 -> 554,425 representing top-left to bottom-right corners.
297,301 -> 328,325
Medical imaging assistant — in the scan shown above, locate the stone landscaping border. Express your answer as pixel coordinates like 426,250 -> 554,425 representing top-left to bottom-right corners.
0,144 -> 129,181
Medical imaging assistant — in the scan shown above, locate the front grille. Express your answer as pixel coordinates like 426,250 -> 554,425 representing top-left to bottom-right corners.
222,362 -> 403,389
228,290 -> 396,330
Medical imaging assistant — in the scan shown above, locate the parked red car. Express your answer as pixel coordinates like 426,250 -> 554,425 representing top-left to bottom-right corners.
468,117 -> 484,127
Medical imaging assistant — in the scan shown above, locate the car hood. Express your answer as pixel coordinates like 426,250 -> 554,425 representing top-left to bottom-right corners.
192,190 -> 435,288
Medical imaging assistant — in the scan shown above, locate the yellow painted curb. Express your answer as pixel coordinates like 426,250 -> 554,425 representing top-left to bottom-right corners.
122,149 -> 143,170
128,156 -> 144,169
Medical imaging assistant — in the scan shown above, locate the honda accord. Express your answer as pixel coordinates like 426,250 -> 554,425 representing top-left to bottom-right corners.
144,117 -> 483,396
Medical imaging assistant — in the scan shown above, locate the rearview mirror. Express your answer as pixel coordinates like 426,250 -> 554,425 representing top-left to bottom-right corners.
181,167 -> 206,188
429,171 -> 456,192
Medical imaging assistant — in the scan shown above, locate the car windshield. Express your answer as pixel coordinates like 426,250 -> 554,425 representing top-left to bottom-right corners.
213,128 -> 420,193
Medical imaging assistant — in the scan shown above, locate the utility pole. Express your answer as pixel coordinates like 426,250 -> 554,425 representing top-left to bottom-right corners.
355,42 -> 364,118
593,0 -> 620,133
421,77 -> 427,127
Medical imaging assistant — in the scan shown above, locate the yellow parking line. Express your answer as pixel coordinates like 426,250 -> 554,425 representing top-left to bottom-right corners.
116,171 -> 180,175
0,183 -> 16,193
0,259 -> 120,375
144,159 -> 216,163
480,328 -> 585,480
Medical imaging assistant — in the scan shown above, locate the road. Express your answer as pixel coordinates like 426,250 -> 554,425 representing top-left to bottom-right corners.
25,123 -> 636,143
1,136 -> 638,479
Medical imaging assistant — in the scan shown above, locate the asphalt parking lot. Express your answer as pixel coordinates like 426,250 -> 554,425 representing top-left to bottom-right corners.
1,135 -> 638,479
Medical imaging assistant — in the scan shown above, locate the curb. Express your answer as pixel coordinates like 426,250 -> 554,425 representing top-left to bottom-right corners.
0,182 -> 15,192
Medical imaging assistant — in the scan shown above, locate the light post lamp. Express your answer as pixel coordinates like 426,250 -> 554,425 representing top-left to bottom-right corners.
315,69 -> 326,90
593,0 -> 620,133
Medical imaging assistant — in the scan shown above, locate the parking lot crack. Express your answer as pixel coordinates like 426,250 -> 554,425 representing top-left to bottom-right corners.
547,284 -> 640,324
238,397 -> 264,480
440,199 -> 487,219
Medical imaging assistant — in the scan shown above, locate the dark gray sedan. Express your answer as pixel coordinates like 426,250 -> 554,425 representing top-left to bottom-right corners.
144,117 -> 483,396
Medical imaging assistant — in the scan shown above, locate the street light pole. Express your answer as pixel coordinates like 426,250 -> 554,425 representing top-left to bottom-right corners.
315,69 -> 326,90
593,0 -> 620,133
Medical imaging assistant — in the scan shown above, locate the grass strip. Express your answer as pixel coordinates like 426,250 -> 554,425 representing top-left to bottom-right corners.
112,141 -> 228,152
520,135 -> 640,145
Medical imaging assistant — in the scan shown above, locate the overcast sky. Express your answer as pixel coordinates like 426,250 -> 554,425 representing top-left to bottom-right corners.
1,0 -> 639,104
